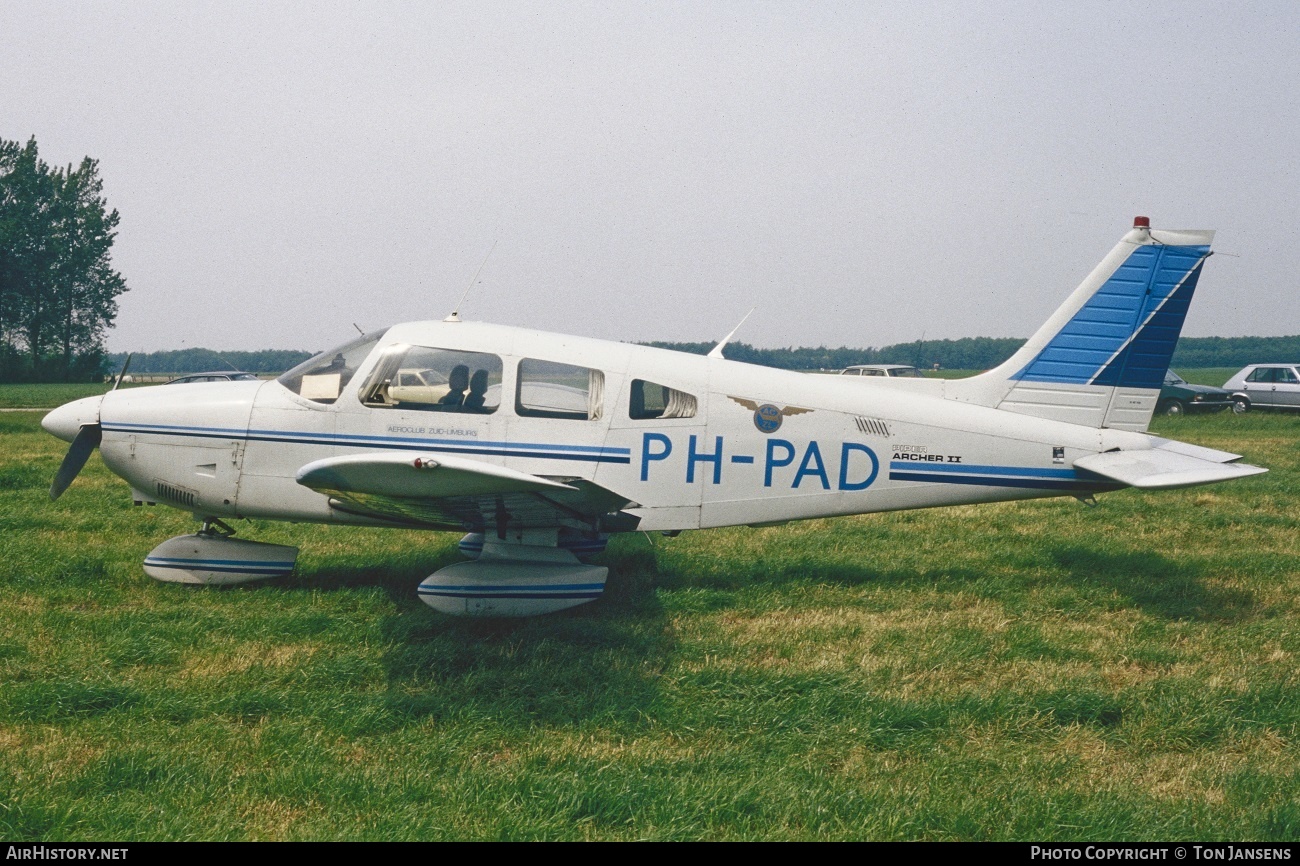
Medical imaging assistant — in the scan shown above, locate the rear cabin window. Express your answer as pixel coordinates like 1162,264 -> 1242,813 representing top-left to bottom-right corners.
359,345 -> 502,413
629,379 -> 697,420
516,359 -> 604,420
1247,368 -> 1273,383
278,331 -> 384,404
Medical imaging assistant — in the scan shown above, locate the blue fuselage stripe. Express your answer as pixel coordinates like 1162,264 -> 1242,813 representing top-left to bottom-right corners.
888,469 -> 1119,491
102,423 -> 631,464
890,461 -> 1078,479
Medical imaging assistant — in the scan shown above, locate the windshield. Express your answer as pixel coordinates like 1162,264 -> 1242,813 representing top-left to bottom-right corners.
277,330 -> 386,404
1164,371 -> 1185,385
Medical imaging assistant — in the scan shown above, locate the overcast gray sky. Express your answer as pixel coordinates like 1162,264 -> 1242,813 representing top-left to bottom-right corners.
4,1 -> 1298,353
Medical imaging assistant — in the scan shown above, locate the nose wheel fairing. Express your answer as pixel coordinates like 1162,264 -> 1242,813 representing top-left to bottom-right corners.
143,521 -> 298,585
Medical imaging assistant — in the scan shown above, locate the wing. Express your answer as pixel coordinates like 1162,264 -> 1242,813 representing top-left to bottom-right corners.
296,452 -> 635,531
729,396 -> 761,411
779,406 -> 814,417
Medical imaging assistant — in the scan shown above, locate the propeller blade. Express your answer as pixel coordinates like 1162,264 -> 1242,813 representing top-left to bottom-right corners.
50,423 -> 102,500
112,353 -> 133,391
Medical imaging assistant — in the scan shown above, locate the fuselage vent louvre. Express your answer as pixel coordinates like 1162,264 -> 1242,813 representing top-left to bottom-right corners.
155,480 -> 197,508
854,417 -> 891,437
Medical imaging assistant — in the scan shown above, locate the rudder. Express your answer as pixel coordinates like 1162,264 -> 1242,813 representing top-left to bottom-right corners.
948,218 -> 1213,431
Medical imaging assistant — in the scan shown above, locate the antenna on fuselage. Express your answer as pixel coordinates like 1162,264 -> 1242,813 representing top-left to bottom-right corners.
708,307 -> 755,359
111,353 -> 133,391
352,322 -> 365,336
209,351 -> 246,373
445,240 -> 498,323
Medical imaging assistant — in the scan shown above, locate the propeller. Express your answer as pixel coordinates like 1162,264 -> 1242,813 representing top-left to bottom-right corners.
47,353 -> 129,500
50,423 -> 102,500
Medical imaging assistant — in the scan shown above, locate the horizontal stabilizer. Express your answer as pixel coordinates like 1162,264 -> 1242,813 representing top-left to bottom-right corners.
297,452 -> 575,499
1074,449 -> 1266,490
1143,437 -> 1244,464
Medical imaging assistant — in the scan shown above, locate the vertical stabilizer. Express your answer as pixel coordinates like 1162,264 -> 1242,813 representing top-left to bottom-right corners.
946,218 -> 1213,431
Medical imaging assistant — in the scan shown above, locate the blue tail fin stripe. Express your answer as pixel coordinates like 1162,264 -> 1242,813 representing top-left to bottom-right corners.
1013,244 -> 1209,386
1090,257 -> 1206,389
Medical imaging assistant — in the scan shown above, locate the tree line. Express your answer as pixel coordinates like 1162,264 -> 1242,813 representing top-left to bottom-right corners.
1169,336 -> 1300,369
642,336 -> 1027,371
0,137 -> 127,382
105,334 -> 1300,379
649,335 -> 1300,371
105,348 -> 313,375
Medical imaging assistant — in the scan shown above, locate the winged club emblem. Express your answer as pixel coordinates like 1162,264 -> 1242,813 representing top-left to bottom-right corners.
729,396 -> 813,434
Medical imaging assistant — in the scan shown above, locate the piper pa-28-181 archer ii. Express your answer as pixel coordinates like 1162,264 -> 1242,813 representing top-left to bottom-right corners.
43,217 -> 1266,616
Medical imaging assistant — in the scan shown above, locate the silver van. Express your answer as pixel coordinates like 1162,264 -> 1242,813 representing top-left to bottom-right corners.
1223,364 -> 1300,412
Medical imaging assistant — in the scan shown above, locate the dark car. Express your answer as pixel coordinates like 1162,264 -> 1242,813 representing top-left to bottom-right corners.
1157,370 -> 1232,415
165,371 -> 260,385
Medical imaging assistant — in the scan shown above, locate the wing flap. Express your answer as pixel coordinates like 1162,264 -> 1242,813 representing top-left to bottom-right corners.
1074,449 -> 1266,490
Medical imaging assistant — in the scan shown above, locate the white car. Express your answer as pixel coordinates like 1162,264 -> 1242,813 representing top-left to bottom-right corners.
165,371 -> 260,384
1223,364 -> 1300,413
839,364 -> 922,378
386,368 -> 451,405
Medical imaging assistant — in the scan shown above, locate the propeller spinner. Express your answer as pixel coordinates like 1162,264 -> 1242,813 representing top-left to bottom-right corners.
44,354 -> 127,500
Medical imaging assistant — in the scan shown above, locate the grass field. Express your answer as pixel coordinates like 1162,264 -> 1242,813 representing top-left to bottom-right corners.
1,381 -> 1297,840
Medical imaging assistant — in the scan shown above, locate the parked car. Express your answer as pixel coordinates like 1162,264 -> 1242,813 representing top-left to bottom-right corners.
385,368 -> 451,405
1157,370 -> 1233,415
1223,364 -> 1300,413
840,364 -> 922,378
165,371 -> 259,384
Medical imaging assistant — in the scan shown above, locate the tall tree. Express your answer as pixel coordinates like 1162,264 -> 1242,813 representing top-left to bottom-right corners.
0,137 -> 127,382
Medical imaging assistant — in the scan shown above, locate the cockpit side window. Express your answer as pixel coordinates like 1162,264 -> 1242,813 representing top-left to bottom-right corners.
277,331 -> 384,404
516,359 -> 604,420
359,345 -> 502,413
629,379 -> 697,420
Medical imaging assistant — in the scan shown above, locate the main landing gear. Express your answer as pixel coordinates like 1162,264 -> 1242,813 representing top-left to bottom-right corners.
418,528 -> 608,617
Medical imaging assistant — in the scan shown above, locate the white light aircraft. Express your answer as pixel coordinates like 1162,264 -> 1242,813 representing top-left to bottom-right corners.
44,217 -> 1265,616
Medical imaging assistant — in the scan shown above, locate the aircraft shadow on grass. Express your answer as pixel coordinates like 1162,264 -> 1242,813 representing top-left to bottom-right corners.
1047,545 -> 1256,622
